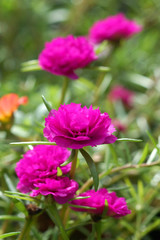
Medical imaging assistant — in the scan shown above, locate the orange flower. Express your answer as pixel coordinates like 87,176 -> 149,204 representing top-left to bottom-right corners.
0,93 -> 28,123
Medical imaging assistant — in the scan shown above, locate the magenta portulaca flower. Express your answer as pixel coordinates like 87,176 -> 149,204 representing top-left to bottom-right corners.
89,13 -> 142,43
16,145 -> 71,193
70,189 -> 131,218
16,145 -> 78,203
108,85 -> 134,108
44,103 -> 117,149
30,177 -> 79,204
38,35 -> 97,80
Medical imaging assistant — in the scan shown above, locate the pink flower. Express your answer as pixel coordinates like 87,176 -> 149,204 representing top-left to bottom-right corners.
31,177 -> 79,204
70,189 -> 131,218
89,13 -> 142,43
38,35 -> 97,80
44,103 -> 117,149
108,85 -> 134,107
112,119 -> 127,132
16,145 -> 71,193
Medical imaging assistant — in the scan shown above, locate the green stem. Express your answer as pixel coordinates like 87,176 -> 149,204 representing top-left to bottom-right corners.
60,204 -> 69,225
17,216 -> 33,240
93,43 -> 118,106
45,196 -> 69,240
94,221 -> 102,240
133,212 -> 142,240
59,150 -> 78,234
69,149 -> 78,179
59,77 -> 69,107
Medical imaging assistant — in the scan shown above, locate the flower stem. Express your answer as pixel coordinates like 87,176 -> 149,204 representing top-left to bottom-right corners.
93,43 -> 118,106
69,149 -> 78,179
45,196 -> 69,240
60,150 -> 78,231
61,206 -> 71,228
94,221 -> 102,240
17,216 -> 33,240
59,77 -> 69,107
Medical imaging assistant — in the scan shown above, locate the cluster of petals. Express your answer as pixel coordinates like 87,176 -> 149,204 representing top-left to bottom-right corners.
108,85 -> 134,107
31,177 -> 78,204
16,145 -> 78,203
89,13 -> 142,43
38,35 -> 97,80
70,188 -> 131,218
44,103 -> 117,149
0,93 -> 28,123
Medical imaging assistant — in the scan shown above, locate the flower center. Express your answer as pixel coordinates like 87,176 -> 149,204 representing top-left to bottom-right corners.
72,130 -> 87,138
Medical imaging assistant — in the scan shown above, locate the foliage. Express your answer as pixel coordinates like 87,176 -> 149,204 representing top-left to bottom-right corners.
1,0 -> 160,240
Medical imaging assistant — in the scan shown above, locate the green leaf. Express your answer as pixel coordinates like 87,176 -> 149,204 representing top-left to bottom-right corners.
98,74 -> 112,96
4,191 -> 31,197
60,149 -> 76,167
45,198 -> 69,240
102,199 -> 108,218
10,141 -> 56,146
143,208 -> 160,226
4,193 -> 35,202
140,219 -> 160,238
96,66 -> 110,72
146,131 -> 160,155
108,186 -> 130,191
124,178 -> 137,199
87,66 -> 110,72
0,232 -> 20,239
109,144 -> 119,165
22,60 -> 39,66
138,180 -> 144,202
4,174 -> 16,192
0,215 -> 24,221
120,220 -> 135,233
57,167 -> 63,177
117,138 -> 143,142
147,148 -> 158,164
80,149 -> 99,191
21,65 -> 41,72
146,131 -> 157,147
122,140 -> 132,163
126,73 -> 153,90
21,60 -> 41,72
69,204 -> 96,210
42,95 -> 52,112
114,100 -> 126,118
13,200 -> 28,215
69,196 -> 91,201
138,143 -> 149,164
78,78 -> 95,90
0,191 -> 9,202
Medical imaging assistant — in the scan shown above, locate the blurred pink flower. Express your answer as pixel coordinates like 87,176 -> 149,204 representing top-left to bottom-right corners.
108,85 -> 134,107
70,188 -> 131,218
112,119 -> 127,132
31,177 -> 79,204
38,35 -> 97,80
16,145 -> 71,193
89,13 -> 142,43
44,103 -> 117,149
